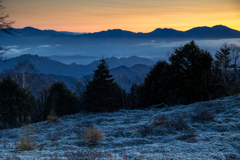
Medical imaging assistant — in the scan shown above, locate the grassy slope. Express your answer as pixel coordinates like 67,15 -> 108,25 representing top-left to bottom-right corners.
1,95 -> 240,160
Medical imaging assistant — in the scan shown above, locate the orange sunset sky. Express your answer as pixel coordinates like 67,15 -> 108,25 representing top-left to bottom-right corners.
3,0 -> 240,33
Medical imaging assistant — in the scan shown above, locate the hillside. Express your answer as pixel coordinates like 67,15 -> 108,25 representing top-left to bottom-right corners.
1,95 -> 240,159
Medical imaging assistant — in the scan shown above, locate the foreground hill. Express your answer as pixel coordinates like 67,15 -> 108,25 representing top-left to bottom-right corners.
1,95 -> 240,159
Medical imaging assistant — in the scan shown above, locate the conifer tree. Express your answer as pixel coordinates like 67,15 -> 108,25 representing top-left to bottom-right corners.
169,40 -> 213,103
0,77 -> 33,129
214,43 -> 231,73
143,61 -> 173,106
45,82 -> 77,118
82,58 -> 122,112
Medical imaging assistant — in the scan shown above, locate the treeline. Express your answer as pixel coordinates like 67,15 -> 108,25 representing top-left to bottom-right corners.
133,41 -> 240,108
0,40 -> 240,129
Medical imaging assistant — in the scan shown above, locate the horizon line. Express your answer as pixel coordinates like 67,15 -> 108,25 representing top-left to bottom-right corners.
14,24 -> 239,34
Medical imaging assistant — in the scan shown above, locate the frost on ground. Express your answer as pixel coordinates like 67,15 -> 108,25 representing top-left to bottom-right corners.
1,95 -> 240,159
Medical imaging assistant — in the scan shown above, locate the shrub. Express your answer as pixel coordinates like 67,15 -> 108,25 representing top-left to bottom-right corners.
18,116 -> 37,151
46,110 -> 60,123
153,114 -> 167,127
191,109 -> 216,122
82,125 -> 104,145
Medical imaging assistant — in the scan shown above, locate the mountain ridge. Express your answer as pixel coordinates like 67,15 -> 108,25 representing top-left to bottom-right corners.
5,25 -> 240,39
0,54 -> 152,79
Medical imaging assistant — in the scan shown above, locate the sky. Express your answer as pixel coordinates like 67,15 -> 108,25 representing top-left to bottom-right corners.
2,0 -> 240,33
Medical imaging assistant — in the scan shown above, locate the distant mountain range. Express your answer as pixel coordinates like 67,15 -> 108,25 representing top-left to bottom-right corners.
1,25 -> 239,63
76,25 -> 240,39
2,25 -> 240,39
0,54 -> 152,79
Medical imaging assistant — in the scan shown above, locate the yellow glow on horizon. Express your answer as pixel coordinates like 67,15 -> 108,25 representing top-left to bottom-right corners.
3,0 -> 240,33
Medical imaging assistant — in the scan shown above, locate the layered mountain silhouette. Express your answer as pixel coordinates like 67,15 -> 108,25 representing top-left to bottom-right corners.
0,54 -> 152,79
2,25 -> 240,40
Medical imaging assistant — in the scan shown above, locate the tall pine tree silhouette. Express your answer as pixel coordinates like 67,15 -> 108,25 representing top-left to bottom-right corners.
82,58 -> 122,112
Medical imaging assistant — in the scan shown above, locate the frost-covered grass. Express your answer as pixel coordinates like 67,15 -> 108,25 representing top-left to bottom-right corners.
1,95 -> 240,159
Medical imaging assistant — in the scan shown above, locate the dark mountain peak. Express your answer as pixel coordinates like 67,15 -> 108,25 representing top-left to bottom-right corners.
151,28 -> 179,32
101,29 -> 135,35
149,27 -> 184,38
106,29 -> 124,32
2,25 -> 240,41
185,25 -> 240,38
108,56 -> 119,60
212,25 -> 230,29
22,26 -> 39,30
186,25 -> 231,32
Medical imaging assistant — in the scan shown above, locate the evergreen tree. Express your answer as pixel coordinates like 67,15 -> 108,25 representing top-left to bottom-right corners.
82,58 -> 122,112
44,82 -> 77,118
169,40 -> 214,103
214,43 -> 231,73
143,61 -> 174,106
0,77 -> 33,129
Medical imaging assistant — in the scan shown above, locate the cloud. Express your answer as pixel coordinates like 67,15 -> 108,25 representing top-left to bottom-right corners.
136,38 -> 240,48
38,45 -> 52,48
6,48 -> 31,54
6,45 -> 18,49
55,44 -> 60,46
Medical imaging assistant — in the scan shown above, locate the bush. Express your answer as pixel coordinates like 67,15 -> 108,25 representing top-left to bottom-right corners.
18,117 -> 37,151
82,125 -> 104,145
153,114 -> 167,127
46,110 -> 60,123
191,109 -> 216,121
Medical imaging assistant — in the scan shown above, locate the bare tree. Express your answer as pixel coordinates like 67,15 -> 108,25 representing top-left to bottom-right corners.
0,0 -> 15,60
0,0 -> 15,34
229,43 -> 240,82
71,75 -> 90,99
5,60 -> 40,90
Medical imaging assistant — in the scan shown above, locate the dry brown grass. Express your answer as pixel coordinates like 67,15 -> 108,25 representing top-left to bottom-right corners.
18,116 -> 37,151
153,114 -> 167,127
46,110 -> 60,123
82,125 -> 104,145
